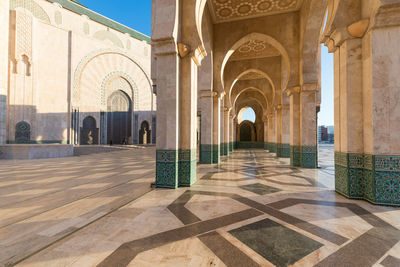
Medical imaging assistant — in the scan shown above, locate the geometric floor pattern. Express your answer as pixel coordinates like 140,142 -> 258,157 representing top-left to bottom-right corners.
1,146 -> 400,266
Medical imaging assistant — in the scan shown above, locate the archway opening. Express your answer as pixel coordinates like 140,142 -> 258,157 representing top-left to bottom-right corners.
238,107 -> 256,124
80,116 -> 98,145
139,121 -> 151,144
107,90 -> 132,145
318,43 -> 334,169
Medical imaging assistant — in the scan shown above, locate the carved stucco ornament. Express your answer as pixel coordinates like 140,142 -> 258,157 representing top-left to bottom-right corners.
177,43 -> 191,58
347,19 -> 370,38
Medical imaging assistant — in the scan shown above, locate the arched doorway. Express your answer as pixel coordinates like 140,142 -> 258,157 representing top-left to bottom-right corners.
107,90 -> 132,145
238,121 -> 256,142
80,116 -> 98,145
139,121 -> 151,144
15,121 -> 31,143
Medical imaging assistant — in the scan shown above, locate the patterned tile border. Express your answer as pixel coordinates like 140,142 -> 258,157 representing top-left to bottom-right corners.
178,149 -> 197,187
200,144 -> 213,164
212,144 -> 220,164
290,145 -> 301,167
278,143 -> 290,158
301,146 -> 317,168
156,150 -> 178,188
335,152 -> 400,206
237,142 -> 264,149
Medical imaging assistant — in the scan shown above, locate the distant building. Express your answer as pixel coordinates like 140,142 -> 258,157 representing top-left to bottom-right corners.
318,126 -> 328,142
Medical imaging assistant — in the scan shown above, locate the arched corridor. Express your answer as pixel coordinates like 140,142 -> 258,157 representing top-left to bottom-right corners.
152,0 -> 400,207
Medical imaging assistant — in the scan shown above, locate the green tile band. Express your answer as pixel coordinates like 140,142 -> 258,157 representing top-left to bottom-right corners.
335,152 -> 400,206
236,142 -> 264,149
290,145 -> 301,167
212,144 -> 220,164
229,142 -> 234,152
156,150 -> 178,188
200,144 -> 213,164
301,146 -> 317,168
178,149 -> 197,187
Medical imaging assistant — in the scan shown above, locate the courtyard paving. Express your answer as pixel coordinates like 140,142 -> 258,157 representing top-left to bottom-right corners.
1,146 -> 400,266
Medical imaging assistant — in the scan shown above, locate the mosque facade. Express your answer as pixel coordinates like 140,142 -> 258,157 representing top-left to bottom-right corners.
0,0 -> 155,147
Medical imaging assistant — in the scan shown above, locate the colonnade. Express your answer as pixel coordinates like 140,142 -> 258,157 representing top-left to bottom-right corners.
152,0 -> 400,206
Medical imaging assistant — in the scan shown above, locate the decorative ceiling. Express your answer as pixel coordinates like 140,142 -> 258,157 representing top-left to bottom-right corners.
209,0 -> 302,23
239,72 -> 266,80
230,40 -> 281,61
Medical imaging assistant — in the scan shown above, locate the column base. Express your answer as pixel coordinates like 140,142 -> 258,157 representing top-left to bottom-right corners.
221,143 -> 229,156
212,144 -> 220,164
290,146 -> 301,167
236,142 -> 264,149
178,149 -> 197,187
156,150 -> 178,188
229,142 -> 234,152
269,143 -> 276,153
335,153 -> 400,206
199,144 -> 213,164
301,146 -> 317,168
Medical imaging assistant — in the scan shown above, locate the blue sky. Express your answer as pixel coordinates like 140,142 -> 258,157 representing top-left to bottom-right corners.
79,0 -> 334,126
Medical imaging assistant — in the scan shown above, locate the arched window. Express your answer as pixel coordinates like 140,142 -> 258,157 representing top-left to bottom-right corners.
15,121 -> 31,143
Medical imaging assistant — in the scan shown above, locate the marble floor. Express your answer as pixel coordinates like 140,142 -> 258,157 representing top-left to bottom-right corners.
1,147 -> 400,267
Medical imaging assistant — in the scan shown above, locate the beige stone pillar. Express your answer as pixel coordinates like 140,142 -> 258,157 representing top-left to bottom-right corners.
362,20 -> 400,205
229,114 -> 234,151
179,56 -> 198,186
299,84 -> 318,168
155,52 -> 180,188
219,98 -> 225,156
289,87 -> 301,166
198,90 -> 214,164
280,103 -> 290,158
263,117 -> 268,150
212,94 -> 221,163
223,108 -> 229,155
267,113 -> 275,152
274,106 -> 282,155
0,0 -> 9,144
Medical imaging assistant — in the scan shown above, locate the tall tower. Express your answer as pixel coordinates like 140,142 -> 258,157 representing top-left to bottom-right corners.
0,0 -> 9,144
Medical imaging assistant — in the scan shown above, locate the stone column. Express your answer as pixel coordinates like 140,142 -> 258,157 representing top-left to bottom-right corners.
222,108 -> 229,156
229,114 -> 234,152
179,56 -> 198,186
267,113 -> 275,152
212,94 -> 221,163
199,90 -> 213,164
363,20 -> 400,205
274,106 -> 282,155
289,87 -> 301,166
263,117 -> 268,150
219,100 -> 225,156
0,0 -> 9,144
333,38 -> 364,198
299,84 -> 318,168
155,52 -> 180,188
281,103 -> 290,158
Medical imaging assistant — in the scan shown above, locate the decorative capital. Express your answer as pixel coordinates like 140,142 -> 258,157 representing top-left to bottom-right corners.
177,43 -> 191,58
347,19 -> 370,38
302,83 -> 319,92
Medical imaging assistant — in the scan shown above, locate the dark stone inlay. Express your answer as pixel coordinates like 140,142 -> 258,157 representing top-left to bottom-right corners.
230,218 -> 323,267
198,231 -> 259,267
381,255 -> 400,267
239,183 -> 281,195
315,227 -> 400,267
97,209 -> 263,267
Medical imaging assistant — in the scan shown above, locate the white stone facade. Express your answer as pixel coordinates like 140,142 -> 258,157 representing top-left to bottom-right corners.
4,0 -> 155,145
